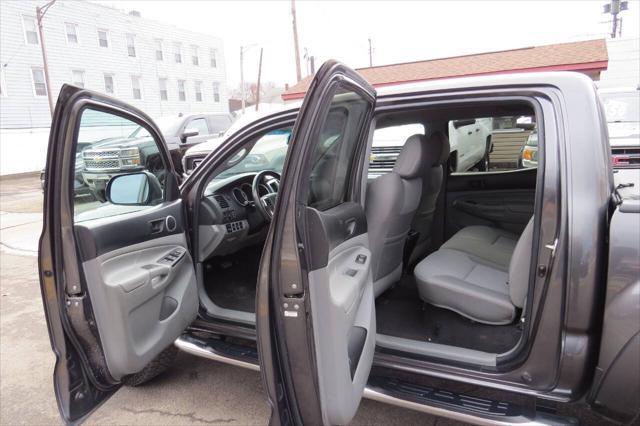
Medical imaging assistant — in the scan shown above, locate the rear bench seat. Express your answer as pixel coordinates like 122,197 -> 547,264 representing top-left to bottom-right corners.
415,219 -> 533,325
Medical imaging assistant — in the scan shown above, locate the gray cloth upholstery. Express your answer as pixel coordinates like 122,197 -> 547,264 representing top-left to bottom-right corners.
441,225 -> 519,269
408,131 -> 451,265
508,219 -> 534,308
415,217 -> 534,325
393,134 -> 427,178
366,135 -> 427,297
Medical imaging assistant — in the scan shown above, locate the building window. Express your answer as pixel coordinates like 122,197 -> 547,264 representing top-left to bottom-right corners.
174,42 -> 182,63
22,16 -> 39,45
159,78 -> 168,101
131,75 -> 142,99
178,79 -> 186,101
0,70 -> 7,97
212,82 -> 220,102
97,29 -> 109,48
210,48 -> 217,68
154,39 -> 163,61
104,73 -> 115,94
191,45 -> 199,66
194,81 -> 203,102
65,23 -> 79,44
31,67 -> 47,96
126,34 -> 136,57
72,70 -> 85,88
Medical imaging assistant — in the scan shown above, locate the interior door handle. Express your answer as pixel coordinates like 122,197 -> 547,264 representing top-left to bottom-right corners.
345,218 -> 357,237
149,218 -> 165,234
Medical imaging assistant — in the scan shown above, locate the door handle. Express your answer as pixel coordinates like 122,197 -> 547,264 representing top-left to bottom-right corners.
345,218 -> 357,237
149,218 -> 165,234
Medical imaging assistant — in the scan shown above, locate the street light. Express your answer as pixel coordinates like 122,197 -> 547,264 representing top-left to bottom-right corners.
36,0 -> 57,118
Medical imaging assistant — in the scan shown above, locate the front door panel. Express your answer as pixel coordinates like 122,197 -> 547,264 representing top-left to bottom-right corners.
39,86 -> 197,423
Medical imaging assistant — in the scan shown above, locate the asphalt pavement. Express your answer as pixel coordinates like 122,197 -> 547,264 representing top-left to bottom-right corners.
0,173 -> 444,425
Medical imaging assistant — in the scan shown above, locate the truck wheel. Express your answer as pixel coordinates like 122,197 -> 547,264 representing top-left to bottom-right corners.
122,345 -> 178,387
477,155 -> 489,172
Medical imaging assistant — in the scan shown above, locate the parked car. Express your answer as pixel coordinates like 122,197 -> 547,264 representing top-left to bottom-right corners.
519,128 -> 539,168
40,64 -> 639,425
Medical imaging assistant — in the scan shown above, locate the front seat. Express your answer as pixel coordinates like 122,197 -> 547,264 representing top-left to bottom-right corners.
366,134 -> 434,297
408,131 -> 450,265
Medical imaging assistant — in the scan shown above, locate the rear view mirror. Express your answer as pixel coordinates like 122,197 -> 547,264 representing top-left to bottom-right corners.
452,119 -> 476,129
181,128 -> 199,142
106,172 -> 162,205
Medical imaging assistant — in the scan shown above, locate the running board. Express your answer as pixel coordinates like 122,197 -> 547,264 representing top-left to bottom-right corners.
364,376 -> 578,426
175,335 -> 260,372
175,336 -> 576,425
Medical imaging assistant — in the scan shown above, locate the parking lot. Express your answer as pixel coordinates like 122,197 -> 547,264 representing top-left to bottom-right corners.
0,173 -> 448,425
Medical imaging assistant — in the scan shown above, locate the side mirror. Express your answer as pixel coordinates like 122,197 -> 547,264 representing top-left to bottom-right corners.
106,172 -> 162,206
452,119 -> 476,129
180,128 -> 199,143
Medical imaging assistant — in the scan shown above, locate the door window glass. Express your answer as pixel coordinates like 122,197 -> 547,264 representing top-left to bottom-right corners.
306,85 -> 371,211
72,108 -> 166,222
447,115 -> 536,173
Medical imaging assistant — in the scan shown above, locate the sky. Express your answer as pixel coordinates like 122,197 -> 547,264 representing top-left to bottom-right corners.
97,0 -> 640,88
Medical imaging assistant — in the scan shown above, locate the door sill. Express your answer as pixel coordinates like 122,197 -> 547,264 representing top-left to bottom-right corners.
175,335 -> 576,425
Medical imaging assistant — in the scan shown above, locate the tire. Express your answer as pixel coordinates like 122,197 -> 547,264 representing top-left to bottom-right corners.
122,345 -> 178,387
476,137 -> 491,172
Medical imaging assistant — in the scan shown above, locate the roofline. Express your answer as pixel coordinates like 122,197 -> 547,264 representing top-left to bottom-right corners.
353,38 -> 606,72
281,60 -> 608,101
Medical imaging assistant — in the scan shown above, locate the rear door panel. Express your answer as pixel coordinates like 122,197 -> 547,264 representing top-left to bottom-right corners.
257,61 -> 376,426
445,168 -> 536,238
39,85 -> 197,423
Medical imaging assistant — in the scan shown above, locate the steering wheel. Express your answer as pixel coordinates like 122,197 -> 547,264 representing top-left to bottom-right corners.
252,170 -> 281,221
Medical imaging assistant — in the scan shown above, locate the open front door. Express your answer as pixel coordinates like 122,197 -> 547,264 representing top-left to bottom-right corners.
256,61 -> 376,425
39,85 -> 198,423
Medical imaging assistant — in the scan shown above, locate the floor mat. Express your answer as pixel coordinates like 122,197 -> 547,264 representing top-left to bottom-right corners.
375,275 -> 522,353
203,247 -> 261,313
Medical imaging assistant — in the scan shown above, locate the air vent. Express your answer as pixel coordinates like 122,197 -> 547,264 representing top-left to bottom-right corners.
213,194 -> 229,209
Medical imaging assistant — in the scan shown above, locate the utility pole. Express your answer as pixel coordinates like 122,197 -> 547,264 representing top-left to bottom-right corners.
240,46 -> 245,114
368,38 -> 373,67
255,48 -> 263,111
36,0 -> 56,118
603,0 -> 629,38
291,0 -> 302,82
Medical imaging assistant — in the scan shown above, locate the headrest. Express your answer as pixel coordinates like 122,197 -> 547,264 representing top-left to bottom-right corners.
393,134 -> 426,179
427,131 -> 451,166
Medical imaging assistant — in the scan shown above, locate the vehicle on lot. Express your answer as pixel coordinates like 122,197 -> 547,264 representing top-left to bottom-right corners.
41,112 -> 234,198
40,63 -> 639,425
519,127 -> 539,168
599,87 -> 640,169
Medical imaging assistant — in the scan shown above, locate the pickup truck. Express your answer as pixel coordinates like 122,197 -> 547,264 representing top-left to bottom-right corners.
47,112 -> 234,200
39,62 -> 639,425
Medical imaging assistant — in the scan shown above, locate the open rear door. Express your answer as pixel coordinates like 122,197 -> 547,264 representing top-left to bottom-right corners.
39,85 -> 198,423
256,61 -> 376,425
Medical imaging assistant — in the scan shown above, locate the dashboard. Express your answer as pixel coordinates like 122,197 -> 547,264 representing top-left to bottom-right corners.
198,172 -> 279,260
